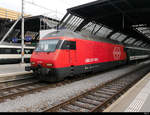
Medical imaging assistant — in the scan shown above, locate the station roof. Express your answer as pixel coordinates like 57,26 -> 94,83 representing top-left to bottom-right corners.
0,15 -> 59,43
59,0 -> 150,48
16,15 -> 59,32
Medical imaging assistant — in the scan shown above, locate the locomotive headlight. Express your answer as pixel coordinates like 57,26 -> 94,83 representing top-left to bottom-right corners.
46,64 -> 53,67
31,62 -> 35,65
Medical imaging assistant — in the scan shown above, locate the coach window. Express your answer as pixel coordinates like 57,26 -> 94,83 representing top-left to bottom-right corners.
5,48 -> 12,54
61,41 -> 76,50
12,48 -> 19,54
0,49 -> 3,54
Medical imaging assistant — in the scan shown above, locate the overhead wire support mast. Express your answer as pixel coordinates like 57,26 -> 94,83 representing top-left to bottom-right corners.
21,0 -> 25,63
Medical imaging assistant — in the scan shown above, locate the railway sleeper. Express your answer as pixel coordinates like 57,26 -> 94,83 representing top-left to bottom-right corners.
67,104 -> 89,112
117,81 -> 133,85
57,108 -> 70,112
96,90 -> 115,96
2,91 -> 13,96
10,89 -> 19,93
61,105 -> 78,112
91,92 -> 111,99
26,85 -> 37,89
16,87 -> 28,92
72,101 -> 94,110
101,87 -> 121,92
85,95 -> 106,102
77,98 -> 99,106
7,90 -> 18,95
106,84 -> 124,89
0,92 -> 9,97
18,87 -> 29,91
110,83 -> 126,87
0,93 -> 5,97
100,88 -> 118,93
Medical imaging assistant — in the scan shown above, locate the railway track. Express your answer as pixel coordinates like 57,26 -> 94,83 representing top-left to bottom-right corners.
1,61 -> 128,103
0,73 -> 33,83
0,61 -> 149,109
0,76 -> 43,92
0,79 -> 48,102
0,71 -> 103,102
43,66 -> 150,112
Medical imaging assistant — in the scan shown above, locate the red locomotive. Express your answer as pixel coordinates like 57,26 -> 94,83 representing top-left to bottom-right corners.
25,30 -> 127,82
25,30 -> 150,82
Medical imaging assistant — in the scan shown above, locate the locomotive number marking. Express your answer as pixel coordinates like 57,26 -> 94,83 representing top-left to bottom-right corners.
85,58 -> 99,63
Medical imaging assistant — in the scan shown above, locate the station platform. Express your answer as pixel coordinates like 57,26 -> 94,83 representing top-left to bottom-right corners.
0,63 -> 32,82
104,72 -> 150,112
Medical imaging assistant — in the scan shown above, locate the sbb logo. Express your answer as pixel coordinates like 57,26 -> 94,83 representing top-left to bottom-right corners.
113,47 -> 121,60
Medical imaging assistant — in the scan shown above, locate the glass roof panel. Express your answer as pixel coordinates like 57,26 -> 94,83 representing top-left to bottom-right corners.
116,34 -> 127,42
127,38 -> 136,44
96,26 -> 112,38
110,32 -> 121,40
135,26 -> 150,39
124,38 -> 132,44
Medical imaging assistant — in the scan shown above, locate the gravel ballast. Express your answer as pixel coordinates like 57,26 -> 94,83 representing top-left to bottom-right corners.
0,61 -> 150,112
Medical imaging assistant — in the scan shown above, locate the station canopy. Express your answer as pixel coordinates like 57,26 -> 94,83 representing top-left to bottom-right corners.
58,0 -> 150,48
0,15 -> 59,44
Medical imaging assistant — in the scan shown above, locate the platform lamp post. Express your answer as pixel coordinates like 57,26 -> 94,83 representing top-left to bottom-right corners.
21,0 -> 25,63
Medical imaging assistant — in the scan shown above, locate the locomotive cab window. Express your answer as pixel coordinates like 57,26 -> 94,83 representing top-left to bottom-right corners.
61,41 -> 76,50
35,39 -> 60,52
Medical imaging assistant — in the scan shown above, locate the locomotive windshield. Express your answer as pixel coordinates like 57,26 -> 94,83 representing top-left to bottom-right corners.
35,39 -> 59,52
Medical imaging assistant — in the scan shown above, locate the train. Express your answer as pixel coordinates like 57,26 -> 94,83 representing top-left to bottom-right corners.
25,30 -> 150,82
0,43 -> 35,64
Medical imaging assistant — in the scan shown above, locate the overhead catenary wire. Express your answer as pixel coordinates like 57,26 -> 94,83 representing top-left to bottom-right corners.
24,0 -> 64,16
